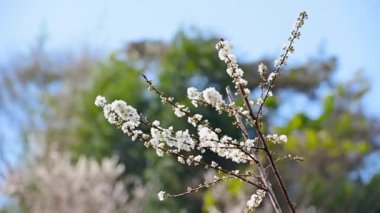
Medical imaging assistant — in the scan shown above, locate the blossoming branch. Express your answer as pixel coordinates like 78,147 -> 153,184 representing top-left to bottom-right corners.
95,11 -> 308,213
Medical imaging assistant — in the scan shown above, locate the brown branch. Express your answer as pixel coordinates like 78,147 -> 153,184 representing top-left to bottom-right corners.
255,126 -> 295,212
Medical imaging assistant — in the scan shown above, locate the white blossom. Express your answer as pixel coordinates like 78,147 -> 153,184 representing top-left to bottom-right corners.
177,156 -> 185,164
258,63 -> 267,76
95,95 -> 107,107
152,120 -> 160,126
235,68 -> 244,77
187,114 -> 203,127
268,72 -> 277,83
97,99 -> 140,130
156,149 -> 164,157
157,191 -> 166,201
279,135 -> 288,143
202,87 -> 224,106
187,87 -> 201,100
194,155 -> 202,162
211,161 -> 218,167
266,134 -> 288,144
198,126 -> 219,148
246,189 -> 266,209
274,58 -> 282,67
244,88 -> 250,96
245,139 -> 256,151
175,130 -> 195,151
256,98 -> 264,105
174,107 -> 186,117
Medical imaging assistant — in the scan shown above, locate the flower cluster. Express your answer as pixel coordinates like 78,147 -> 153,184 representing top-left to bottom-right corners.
95,96 -> 142,140
95,11 -> 308,213
215,40 -> 249,99
266,134 -> 288,144
2,151 -> 146,213
274,12 -> 308,69
202,87 -> 224,107
245,189 -> 266,212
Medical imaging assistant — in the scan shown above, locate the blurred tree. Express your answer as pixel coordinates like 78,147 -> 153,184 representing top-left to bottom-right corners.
1,150 -> 146,213
273,73 -> 380,212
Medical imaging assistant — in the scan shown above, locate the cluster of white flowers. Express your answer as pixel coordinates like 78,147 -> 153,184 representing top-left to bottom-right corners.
202,87 -> 224,107
2,151 -> 145,213
246,189 -> 266,211
268,72 -> 278,83
215,40 -> 235,64
95,96 -> 142,140
187,86 -> 250,121
174,105 -> 186,117
256,97 -> 264,105
94,95 -> 107,107
215,40 -> 249,98
96,96 -> 140,128
174,129 -> 195,151
197,126 -> 249,163
187,86 -> 226,110
258,63 -> 268,77
187,114 -> 203,127
245,139 -> 258,151
266,134 -> 288,144
95,11 -> 308,212
274,11 -> 308,70
187,87 -> 201,107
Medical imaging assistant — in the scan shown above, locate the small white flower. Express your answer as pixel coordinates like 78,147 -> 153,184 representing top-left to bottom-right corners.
156,149 -> 164,157
177,156 -> 185,164
258,63 -> 267,76
187,87 -> 201,100
279,135 -> 288,143
95,95 -> 107,107
194,155 -> 202,162
268,72 -> 277,82
218,49 -> 228,61
235,68 -> 244,77
238,78 -> 248,86
202,87 -> 224,106
211,161 -> 218,167
256,189 -> 266,197
274,58 -> 282,67
267,134 -> 288,144
107,113 -> 117,124
152,120 -> 160,126
226,67 -> 233,76
194,114 -> 202,121
157,191 -> 166,201
174,107 -> 185,117
244,88 -> 250,96
256,98 -> 264,105
103,104 -> 112,118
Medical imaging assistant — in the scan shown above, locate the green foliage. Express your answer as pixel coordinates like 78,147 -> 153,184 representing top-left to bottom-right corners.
275,75 -> 378,211
226,179 -> 245,198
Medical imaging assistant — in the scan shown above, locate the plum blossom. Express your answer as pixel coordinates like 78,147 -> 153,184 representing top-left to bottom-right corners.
202,87 -> 224,106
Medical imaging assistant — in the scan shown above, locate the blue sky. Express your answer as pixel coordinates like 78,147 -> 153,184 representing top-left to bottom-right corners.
1,0 -> 379,115
0,1 -> 380,168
